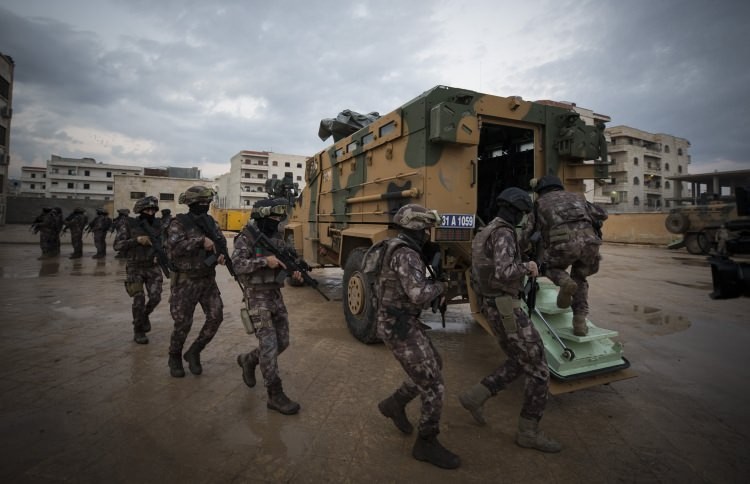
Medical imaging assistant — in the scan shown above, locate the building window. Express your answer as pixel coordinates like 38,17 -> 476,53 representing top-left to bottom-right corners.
272,174 -> 278,179
633,157 -> 638,165
104,196 -> 110,201
42,184 -> 46,189
30,183 -> 35,189
297,176 -> 302,181
107,185 -> 112,190
297,163 -> 303,168
678,165 -> 683,173
285,162 -> 291,167
272,161 -> 278,166
51,181 -> 58,186
664,145 -> 670,153
245,200 -> 251,206
52,168 -> 58,174
666,200 -> 671,208
678,148 -> 683,156
244,173 -> 250,178
665,181 -> 671,189
633,196 -> 640,206
160,193 -> 174,201
83,184 -> 90,189
665,163 -> 670,171
67,182 -> 74,189
106,171 -> 112,177
258,173 -> 264,179
130,191 -> 146,199
628,138 -> 633,145
84,170 -> 90,176
633,177 -> 640,185
31,173 -> 36,178
68,169 -> 75,175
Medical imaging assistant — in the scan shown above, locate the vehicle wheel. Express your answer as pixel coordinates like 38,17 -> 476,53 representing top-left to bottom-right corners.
684,234 -> 704,255
665,212 -> 690,234
343,247 -> 380,344
697,230 -> 713,255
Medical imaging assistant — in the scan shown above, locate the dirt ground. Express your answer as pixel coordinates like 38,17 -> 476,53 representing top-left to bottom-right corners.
0,224 -> 748,483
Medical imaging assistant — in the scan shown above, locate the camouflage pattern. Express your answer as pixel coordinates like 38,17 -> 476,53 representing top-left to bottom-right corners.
393,204 -> 441,230
376,241 -> 445,435
232,223 -> 292,388
35,209 -> 59,257
51,208 -> 63,255
473,218 -> 550,421
527,189 -> 602,318
114,216 -> 164,333
111,213 -> 131,257
64,210 -> 88,257
164,214 -> 225,355
89,213 -> 113,257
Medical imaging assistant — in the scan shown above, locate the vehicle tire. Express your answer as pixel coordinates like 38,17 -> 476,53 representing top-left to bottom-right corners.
342,247 -> 380,344
684,234 -> 704,255
665,212 -> 690,234
697,230 -> 713,255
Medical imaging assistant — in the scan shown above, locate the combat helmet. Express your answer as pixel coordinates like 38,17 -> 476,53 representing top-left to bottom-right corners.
496,187 -> 533,213
532,175 -> 564,194
179,185 -> 215,205
393,204 -> 441,230
133,196 -> 159,214
74,207 -> 86,213
251,198 -> 288,220
96,208 -> 108,215
161,208 -> 171,215
117,208 -> 130,215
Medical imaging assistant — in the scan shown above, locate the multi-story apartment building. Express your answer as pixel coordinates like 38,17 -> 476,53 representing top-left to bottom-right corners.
113,174 -> 204,215
0,52 -> 14,224
216,150 -> 307,208
599,126 -> 691,212
19,155 -> 143,200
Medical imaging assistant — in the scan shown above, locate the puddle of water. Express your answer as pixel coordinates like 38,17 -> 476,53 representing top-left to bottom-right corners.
631,304 -> 691,335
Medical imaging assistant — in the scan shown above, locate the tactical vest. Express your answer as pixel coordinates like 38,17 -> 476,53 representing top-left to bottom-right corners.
377,239 -> 423,316
236,226 -> 285,289
125,218 -> 159,265
471,217 -> 521,297
537,191 -> 594,245
169,214 -> 215,276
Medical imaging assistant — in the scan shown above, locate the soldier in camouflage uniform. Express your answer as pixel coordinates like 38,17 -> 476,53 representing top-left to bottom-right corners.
164,186 -> 226,378
112,209 -> 131,258
525,175 -> 607,336
375,204 -> 460,470
33,207 -> 57,259
63,207 -> 88,259
90,208 -> 113,259
114,197 -> 164,344
459,187 -> 561,453
233,198 -> 303,415
159,208 -> 172,231
51,207 -> 63,256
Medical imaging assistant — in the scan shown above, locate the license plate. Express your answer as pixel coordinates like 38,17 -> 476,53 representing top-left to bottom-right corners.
440,214 -> 475,229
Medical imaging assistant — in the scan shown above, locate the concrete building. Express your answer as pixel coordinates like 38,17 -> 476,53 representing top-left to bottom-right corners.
113,174 -> 204,215
0,52 -> 14,224
600,126 -> 691,212
19,155 -> 143,201
216,150 -> 307,208
19,166 -> 47,198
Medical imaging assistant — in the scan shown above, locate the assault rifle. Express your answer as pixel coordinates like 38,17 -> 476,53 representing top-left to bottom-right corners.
245,223 -> 330,301
138,219 -> 173,278
188,213 -> 237,279
423,241 -> 447,327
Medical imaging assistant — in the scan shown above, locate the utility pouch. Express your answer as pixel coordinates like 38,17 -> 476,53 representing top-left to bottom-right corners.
549,228 -> 571,244
240,306 -> 255,335
494,295 -> 517,334
204,253 -> 217,267
125,280 -> 144,297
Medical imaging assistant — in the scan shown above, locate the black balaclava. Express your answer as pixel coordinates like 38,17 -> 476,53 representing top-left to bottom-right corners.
497,204 -> 524,227
257,217 -> 281,236
189,202 -> 210,216
140,211 -> 156,224
398,228 -> 428,251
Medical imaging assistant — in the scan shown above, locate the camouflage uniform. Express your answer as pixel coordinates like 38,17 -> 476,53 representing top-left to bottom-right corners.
90,210 -> 113,258
165,212 -> 225,370
376,240 -> 445,435
51,208 -> 63,255
64,209 -> 88,259
114,214 -> 164,343
474,217 -> 549,420
527,189 -> 603,324
34,209 -> 57,258
111,210 -> 131,258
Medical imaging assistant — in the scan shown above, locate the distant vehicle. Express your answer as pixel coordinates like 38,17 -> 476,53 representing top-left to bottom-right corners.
284,85 -> 631,388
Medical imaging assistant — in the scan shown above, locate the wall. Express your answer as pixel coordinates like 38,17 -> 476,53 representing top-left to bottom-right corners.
601,212 -> 676,245
113,174 -> 201,215
5,196 -> 112,224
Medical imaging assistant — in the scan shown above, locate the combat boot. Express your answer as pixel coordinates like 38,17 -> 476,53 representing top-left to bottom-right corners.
458,383 -> 492,425
92,253 -> 105,259
267,380 -> 300,415
556,277 -> 578,309
133,331 -> 149,345
69,253 -> 82,259
168,353 -> 185,378
236,353 -> 257,388
183,342 -> 204,375
516,416 -> 562,453
572,314 -> 588,336
412,431 -> 460,469
142,315 -> 151,333
378,393 -> 414,434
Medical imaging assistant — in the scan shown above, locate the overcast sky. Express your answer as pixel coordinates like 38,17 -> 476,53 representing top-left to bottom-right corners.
1,0 -> 749,180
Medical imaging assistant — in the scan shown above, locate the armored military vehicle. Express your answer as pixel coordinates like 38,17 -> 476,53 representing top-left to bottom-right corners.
665,197 -> 749,255
286,85 -> 630,386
